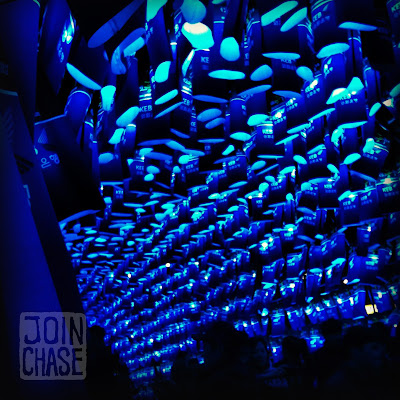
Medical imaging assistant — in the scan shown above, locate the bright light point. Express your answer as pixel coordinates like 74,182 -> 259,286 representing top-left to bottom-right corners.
155,61 -> 171,83
326,88 -> 347,104
365,304 -> 375,315
383,98 -> 394,108
101,85 -> 116,111
108,128 -> 124,144
383,177 -> 394,184
343,279 -> 348,284
346,77 -> 364,94
220,37 -> 240,61
363,138 -> 375,153
99,153 -> 114,164
310,79 -> 318,89
166,263 -> 171,268
116,106 -> 140,127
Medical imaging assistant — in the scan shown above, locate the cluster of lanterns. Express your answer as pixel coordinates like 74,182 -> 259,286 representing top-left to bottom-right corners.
32,0 -> 400,387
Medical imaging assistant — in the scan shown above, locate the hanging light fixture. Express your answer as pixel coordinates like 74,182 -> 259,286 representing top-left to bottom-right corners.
334,0 -> 379,31
310,0 -> 349,59
270,58 -> 303,99
207,3 -> 246,81
256,0 -> 299,27
103,1 -> 146,75
38,0 -> 75,96
66,0 -> 143,48
66,35 -> 109,91
114,57 -> 140,127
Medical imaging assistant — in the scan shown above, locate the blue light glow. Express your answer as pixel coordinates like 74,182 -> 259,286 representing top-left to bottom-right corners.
390,83 -> 400,98
262,52 -> 300,60
239,84 -> 272,97
154,89 -> 179,106
346,77 -> 364,95
250,65 -> 273,82
88,1 -> 140,47
260,2 -> 298,26
205,117 -> 225,129
108,128 -> 125,144
316,43 -> 350,59
338,22 -> 377,31
230,132 -> 251,141
66,63 -> 102,90
147,165 -> 161,174
280,6 -> 308,32
146,0 -> 168,21
99,153 -> 114,164
122,33 -> 146,57
116,106 -> 140,127
296,66 -> 314,82
197,108 -> 222,122
273,90 -> 302,99
155,61 -> 171,83
208,69 -> 246,80
247,114 -> 268,126
180,0 -> 207,24
154,100 -> 183,118
182,22 -> 214,49
222,144 -> 235,156
251,160 -> 266,170
166,140 -> 186,151
326,88 -> 348,105
220,37 -> 240,62
101,85 -> 116,111
343,153 -> 361,165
